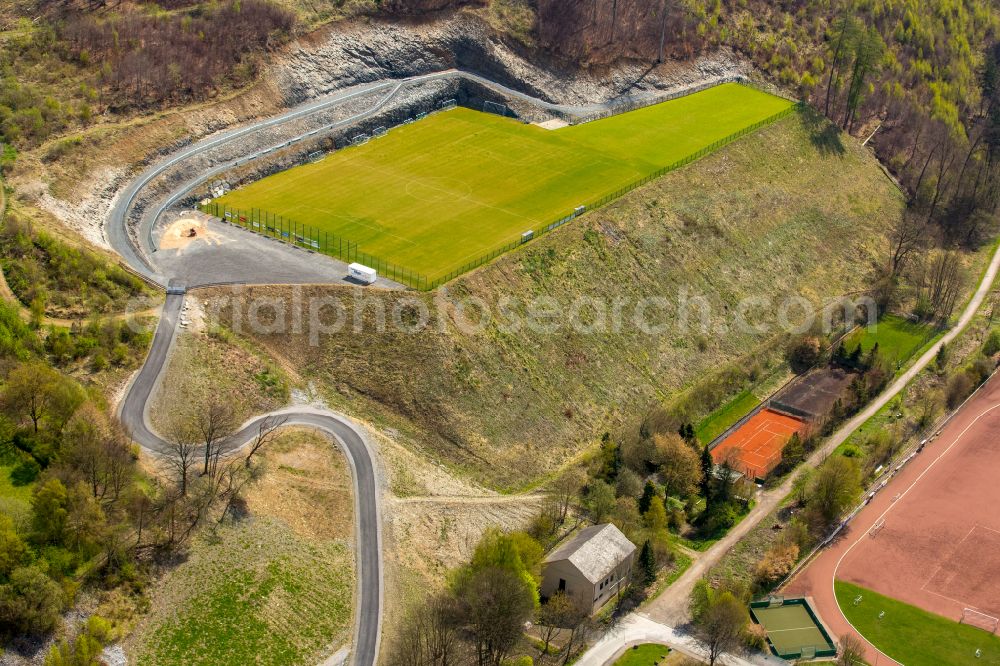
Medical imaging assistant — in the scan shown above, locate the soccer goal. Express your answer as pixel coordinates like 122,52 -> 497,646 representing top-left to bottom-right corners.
767,595 -> 784,608
351,134 -> 370,146
483,100 -> 512,117
961,608 -> 1000,633
869,519 -> 886,537
800,646 -> 816,660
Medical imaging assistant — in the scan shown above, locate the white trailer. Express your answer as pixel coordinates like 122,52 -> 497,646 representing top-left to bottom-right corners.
348,263 -> 377,285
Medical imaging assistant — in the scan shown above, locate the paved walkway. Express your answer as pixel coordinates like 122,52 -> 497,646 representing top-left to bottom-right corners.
575,615 -> 784,666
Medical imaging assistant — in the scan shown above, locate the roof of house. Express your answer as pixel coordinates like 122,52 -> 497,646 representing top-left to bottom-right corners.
544,523 -> 637,584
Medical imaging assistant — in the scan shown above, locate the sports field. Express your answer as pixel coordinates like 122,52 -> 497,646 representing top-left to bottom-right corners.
785,373 -> 1000,665
750,601 -> 835,659
212,83 -> 794,282
710,408 -> 805,479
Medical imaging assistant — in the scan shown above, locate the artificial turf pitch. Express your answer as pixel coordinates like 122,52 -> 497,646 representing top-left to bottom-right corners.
751,603 -> 834,658
213,82 -> 793,281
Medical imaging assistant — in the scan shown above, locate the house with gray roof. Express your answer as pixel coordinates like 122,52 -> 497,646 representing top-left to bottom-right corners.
540,523 -> 636,614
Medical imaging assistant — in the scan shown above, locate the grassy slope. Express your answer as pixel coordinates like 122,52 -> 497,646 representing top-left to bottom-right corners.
836,581 -> 1000,665
695,388 -> 758,444
213,83 -> 792,279
843,314 -> 936,367
214,111 -> 902,490
148,329 -> 290,434
129,430 -> 354,666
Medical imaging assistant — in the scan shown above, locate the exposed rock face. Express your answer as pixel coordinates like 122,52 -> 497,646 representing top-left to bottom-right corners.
274,13 -> 747,107
37,10 -> 750,250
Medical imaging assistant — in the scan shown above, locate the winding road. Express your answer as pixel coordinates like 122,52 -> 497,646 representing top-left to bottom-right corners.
102,67 -> 749,665
117,292 -> 385,666
107,66 -> 727,666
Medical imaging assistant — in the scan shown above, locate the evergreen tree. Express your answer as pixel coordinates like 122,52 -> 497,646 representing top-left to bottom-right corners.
639,539 -> 656,585
864,342 -> 880,369
848,344 -> 863,366
700,445 -> 714,501
638,480 -> 657,514
832,343 -> 847,366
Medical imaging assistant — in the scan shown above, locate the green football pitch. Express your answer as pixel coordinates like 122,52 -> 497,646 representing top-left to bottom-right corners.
212,82 -> 794,282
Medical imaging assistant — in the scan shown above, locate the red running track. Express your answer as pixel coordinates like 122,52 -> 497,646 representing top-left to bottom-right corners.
784,371 -> 1000,665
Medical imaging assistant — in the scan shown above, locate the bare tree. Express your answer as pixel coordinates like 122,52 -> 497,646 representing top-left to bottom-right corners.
536,591 -> 574,655
887,211 -> 928,278
456,566 -> 535,666
390,593 -> 462,666
552,468 -> 586,523
245,414 -> 287,466
838,633 -> 866,665
918,250 -> 964,322
196,401 -> 237,478
215,458 -> 265,524
692,589 -> 748,666
560,599 -> 593,665
164,419 -> 199,496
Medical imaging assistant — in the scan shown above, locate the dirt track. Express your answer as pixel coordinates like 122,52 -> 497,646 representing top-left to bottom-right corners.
785,371 -> 1000,664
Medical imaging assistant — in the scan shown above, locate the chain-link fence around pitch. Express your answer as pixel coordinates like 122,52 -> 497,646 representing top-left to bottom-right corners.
200,203 -> 432,289
202,100 -> 801,291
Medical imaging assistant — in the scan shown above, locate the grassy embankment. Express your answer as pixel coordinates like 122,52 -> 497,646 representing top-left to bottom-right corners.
205,109 -> 903,492
842,314 -> 936,368
836,581 -> 1000,666
128,430 -> 355,666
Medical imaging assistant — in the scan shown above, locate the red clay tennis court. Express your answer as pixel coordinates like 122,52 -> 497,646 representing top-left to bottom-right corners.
711,408 -> 805,479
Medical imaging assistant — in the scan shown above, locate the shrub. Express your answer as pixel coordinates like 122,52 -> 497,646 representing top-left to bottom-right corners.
785,335 -> 821,373
9,458 -> 39,486
0,565 -> 64,634
699,502 -> 738,536
984,328 -> 1000,356
744,621 -> 769,650
754,542 -> 799,587
946,371 -> 973,409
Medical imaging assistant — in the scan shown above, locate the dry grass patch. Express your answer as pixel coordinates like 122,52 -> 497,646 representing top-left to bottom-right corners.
247,428 -> 354,542
149,327 -> 289,433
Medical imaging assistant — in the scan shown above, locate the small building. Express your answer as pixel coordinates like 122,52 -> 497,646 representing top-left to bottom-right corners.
540,523 -> 636,614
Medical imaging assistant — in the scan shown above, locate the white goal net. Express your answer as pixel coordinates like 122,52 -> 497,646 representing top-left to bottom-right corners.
961,608 -> 1000,633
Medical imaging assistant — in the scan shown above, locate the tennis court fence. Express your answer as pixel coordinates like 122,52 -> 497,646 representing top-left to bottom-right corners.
202,101 -> 800,291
